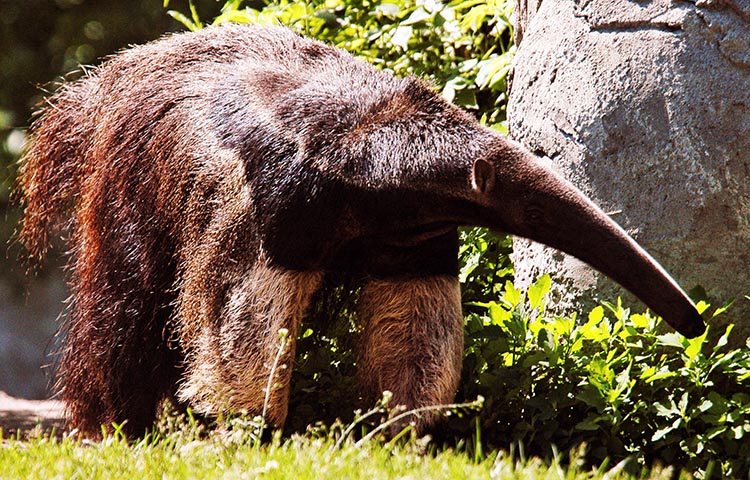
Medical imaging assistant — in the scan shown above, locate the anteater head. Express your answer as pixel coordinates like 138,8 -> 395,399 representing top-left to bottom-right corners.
464,138 -> 705,338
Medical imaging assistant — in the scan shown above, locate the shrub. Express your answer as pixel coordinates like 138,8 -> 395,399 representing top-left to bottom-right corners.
455,271 -> 750,478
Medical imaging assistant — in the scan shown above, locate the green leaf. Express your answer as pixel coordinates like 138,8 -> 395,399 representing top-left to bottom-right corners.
678,391 -> 690,414
488,302 -> 512,325
167,10 -> 201,31
652,418 -> 681,442
475,52 -> 513,90
189,0 -> 203,28
400,7 -> 432,25
502,281 -> 521,307
589,305 -> 604,323
527,274 -> 550,310
453,88 -> 478,109
641,366 -> 677,384
629,312 -> 650,329
575,416 -> 601,431
458,248 -> 480,282
581,306 -> 611,342
695,300 -> 711,314
490,122 -> 508,134
576,385 -> 605,409
654,400 -> 679,418
684,330 -> 707,363
713,297 -> 735,317
375,3 -> 400,18
706,425 -> 728,440
713,324 -> 734,355
656,332 -> 684,349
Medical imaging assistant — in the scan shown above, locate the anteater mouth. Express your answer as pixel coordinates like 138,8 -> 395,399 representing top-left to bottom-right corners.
380,221 -> 458,248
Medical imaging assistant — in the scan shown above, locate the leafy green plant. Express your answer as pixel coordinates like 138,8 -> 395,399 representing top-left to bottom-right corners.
459,227 -> 513,304
454,274 -> 750,478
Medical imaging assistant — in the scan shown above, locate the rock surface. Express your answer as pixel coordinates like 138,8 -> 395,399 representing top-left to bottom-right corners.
508,0 -> 750,331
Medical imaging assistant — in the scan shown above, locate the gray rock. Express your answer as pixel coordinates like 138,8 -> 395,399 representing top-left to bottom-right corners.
508,0 -> 750,332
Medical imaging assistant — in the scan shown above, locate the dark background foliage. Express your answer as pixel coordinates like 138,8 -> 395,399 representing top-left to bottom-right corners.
0,0 -> 239,198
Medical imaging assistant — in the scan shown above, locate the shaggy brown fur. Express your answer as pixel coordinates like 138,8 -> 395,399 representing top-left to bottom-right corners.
18,23 -> 704,437
358,276 -> 463,431
18,24 -> 478,436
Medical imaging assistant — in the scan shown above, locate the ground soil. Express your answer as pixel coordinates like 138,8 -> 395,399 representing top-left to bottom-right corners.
0,391 -> 65,438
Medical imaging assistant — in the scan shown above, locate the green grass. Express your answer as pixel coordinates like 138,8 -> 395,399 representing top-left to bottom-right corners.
0,426 -> 686,480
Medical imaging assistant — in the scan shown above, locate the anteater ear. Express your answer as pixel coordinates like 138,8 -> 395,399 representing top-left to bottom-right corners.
471,158 -> 495,194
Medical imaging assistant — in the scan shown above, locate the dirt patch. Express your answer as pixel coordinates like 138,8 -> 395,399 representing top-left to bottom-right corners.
0,391 -> 65,438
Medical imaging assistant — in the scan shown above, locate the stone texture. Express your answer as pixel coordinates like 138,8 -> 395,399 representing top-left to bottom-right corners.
508,0 -> 750,331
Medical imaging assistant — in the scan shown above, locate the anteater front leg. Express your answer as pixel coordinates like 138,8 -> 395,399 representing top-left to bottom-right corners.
357,275 -> 464,433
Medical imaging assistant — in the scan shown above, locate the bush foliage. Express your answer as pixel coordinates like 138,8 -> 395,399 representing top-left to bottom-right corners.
166,1 -> 750,477
456,270 -> 750,478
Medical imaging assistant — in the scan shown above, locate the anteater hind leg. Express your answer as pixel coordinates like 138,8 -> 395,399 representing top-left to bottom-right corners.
357,275 -> 464,433
178,256 -> 323,427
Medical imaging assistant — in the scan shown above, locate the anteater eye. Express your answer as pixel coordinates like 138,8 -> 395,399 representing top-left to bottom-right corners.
526,204 -> 545,226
